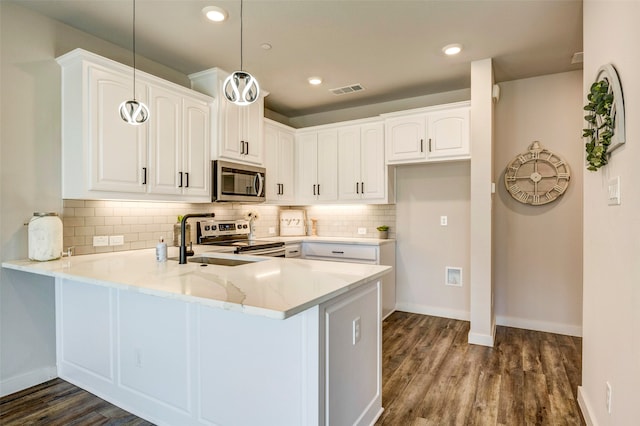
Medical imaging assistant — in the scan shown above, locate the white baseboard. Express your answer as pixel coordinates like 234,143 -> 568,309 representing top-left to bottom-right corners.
578,386 -> 597,426
496,315 -> 582,337
395,302 -> 470,321
0,366 -> 57,398
468,318 -> 496,347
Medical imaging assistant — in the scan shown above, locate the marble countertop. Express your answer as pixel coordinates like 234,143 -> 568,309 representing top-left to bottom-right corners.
2,248 -> 391,320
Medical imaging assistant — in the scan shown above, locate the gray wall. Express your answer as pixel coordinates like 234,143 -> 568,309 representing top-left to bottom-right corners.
0,1 -> 190,395
493,71 -> 583,336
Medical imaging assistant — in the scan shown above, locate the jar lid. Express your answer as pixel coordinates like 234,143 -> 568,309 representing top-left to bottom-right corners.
33,212 -> 58,217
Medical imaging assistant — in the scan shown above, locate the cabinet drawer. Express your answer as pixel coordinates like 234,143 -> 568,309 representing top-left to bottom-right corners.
303,243 -> 378,262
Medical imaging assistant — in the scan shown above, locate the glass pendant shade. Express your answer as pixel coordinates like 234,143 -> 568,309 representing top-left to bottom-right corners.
223,71 -> 260,106
119,99 -> 150,125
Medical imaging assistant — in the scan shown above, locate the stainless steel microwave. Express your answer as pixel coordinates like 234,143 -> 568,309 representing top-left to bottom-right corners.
212,160 -> 266,202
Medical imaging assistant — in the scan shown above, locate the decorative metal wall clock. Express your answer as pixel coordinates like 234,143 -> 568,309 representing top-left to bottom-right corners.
504,141 -> 571,205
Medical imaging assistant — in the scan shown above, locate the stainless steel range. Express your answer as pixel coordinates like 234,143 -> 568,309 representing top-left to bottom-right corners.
196,219 -> 285,257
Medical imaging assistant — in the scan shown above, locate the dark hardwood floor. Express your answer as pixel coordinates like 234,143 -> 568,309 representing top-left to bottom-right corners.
375,312 -> 584,425
0,312 -> 583,425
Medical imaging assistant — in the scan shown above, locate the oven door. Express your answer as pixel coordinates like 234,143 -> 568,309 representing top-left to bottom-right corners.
241,246 -> 286,257
213,160 -> 266,202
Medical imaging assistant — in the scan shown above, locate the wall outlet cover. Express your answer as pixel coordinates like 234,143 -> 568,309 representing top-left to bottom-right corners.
93,236 -> 109,247
109,235 -> 124,246
357,227 -> 367,235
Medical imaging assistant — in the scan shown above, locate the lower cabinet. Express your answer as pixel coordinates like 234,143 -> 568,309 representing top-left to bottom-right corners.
55,277 -> 381,426
303,241 -> 396,319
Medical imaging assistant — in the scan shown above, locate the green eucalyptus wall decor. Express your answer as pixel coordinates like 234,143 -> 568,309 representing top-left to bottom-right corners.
583,64 -> 625,171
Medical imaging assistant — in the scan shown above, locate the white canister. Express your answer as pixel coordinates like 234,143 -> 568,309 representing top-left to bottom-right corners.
28,212 -> 63,261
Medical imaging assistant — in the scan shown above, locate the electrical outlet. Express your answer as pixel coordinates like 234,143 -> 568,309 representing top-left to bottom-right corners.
109,235 -> 124,246
352,317 -> 361,345
606,382 -> 612,414
268,227 -> 276,234
93,236 -> 109,247
440,216 -> 448,226
357,227 -> 367,235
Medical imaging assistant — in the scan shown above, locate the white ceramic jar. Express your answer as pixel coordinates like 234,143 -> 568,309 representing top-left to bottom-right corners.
28,212 -> 63,261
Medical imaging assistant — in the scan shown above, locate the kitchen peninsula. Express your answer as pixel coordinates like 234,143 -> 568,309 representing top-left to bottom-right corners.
3,250 -> 391,426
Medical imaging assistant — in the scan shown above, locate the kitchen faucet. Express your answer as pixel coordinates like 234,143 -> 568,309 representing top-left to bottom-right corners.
179,212 -> 215,264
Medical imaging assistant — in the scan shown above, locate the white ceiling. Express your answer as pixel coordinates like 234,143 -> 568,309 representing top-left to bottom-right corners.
13,0 -> 583,118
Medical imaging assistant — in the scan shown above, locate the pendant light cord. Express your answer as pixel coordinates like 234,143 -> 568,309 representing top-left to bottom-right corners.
240,0 -> 244,71
132,0 -> 137,100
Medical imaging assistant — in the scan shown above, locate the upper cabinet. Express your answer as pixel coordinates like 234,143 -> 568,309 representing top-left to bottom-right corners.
383,102 -> 470,164
296,130 -> 339,204
189,68 -> 265,166
338,122 -> 387,202
57,49 -> 213,202
264,119 -> 295,203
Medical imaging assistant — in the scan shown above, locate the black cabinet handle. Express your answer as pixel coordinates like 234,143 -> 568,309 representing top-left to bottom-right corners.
178,172 -> 183,188
331,251 -> 344,254
245,141 -> 249,156
420,139 -> 424,152
317,184 -> 320,196
185,172 -> 189,188
313,184 -> 316,195
361,182 -> 364,193
142,167 -> 147,185
356,182 -> 359,194
428,138 -> 432,152
240,141 -> 245,155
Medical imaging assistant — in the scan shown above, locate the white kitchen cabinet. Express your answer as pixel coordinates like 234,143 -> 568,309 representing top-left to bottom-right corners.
384,114 -> 427,163
296,130 -> 338,203
303,241 -> 396,319
264,119 -> 295,203
338,122 -> 386,202
57,48 -> 213,202
384,101 -> 470,164
147,87 -> 210,198
189,67 -> 265,166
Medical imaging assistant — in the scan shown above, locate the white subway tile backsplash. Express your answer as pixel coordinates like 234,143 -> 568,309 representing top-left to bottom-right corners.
62,200 -> 396,255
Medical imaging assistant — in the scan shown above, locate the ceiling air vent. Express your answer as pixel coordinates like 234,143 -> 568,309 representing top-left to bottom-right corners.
330,84 -> 365,96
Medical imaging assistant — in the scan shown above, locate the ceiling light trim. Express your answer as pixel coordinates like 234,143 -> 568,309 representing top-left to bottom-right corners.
202,6 -> 228,22
442,43 -> 463,56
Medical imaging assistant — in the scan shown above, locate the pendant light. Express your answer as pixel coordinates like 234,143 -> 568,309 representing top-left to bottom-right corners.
119,0 -> 149,125
223,0 -> 260,106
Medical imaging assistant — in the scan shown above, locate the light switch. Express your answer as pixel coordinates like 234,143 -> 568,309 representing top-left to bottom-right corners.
608,176 -> 621,206
440,216 -> 448,226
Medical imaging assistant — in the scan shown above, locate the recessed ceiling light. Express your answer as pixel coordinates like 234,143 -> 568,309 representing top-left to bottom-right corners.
202,6 -> 228,22
442,43 -> 463,56
308,77 -> 323,85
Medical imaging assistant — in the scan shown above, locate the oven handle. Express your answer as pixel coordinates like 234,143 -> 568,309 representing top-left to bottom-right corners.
242,246 -> 286,257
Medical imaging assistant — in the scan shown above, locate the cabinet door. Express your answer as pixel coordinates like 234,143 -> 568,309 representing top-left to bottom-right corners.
219,100 -> 243,161
218,98 -> 264,165
296,133 -> 319,204
264,124 -> 280,201
182,98 -> 211,198
316,130 -> 338,201
241,100 -> 264,165
338,126 -> 362,201
427,108 -> 470,159
385,114 -> 427,163
360,122 -> 386,200
148,86 -> 182,195
277,129 -> 296,202
89,66 -> 148,193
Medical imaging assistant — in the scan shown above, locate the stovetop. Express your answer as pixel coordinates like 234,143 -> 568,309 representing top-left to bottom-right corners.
196,219 -> 284,252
